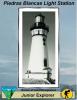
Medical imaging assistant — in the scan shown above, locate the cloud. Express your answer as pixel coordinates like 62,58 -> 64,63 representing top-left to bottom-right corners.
60,67 -> 76,76
60,64 -> 76,85
0,56 -> 18,74
0,59 -> 17,64
0,56 -> 17,65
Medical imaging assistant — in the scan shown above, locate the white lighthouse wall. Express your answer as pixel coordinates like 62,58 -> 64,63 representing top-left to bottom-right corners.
28,35 -> 45,72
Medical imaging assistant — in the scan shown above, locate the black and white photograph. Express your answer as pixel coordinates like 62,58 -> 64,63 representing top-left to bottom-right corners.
19,8 -> 58,87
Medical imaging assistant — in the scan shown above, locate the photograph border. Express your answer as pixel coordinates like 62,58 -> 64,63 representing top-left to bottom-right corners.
18,8 -> 59,88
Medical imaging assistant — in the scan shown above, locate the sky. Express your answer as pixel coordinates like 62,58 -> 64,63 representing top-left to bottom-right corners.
0,0 -> 76,89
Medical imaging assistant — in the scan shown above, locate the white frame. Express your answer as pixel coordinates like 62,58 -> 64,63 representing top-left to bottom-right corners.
19,8 -> 59,87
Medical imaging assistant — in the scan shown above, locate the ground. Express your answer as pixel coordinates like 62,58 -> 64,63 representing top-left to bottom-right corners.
23,78 -> 51,84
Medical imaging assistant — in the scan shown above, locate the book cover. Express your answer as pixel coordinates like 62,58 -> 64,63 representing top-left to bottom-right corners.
0,0 -> 76,99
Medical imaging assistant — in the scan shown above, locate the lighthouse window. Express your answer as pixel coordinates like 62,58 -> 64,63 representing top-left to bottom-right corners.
38,30 -> 40,34
43,38 -> 46,45
43,42 -> 46,45
43,38 -> 46,42
44,59 -> 47,66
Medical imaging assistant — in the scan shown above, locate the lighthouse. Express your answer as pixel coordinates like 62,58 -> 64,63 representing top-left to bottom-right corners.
26,14 -> 52,83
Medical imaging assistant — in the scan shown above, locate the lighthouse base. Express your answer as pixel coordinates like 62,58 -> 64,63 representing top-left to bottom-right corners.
26,73 -> 48,79
25,69 -> 52,79
24,71 -> 53,84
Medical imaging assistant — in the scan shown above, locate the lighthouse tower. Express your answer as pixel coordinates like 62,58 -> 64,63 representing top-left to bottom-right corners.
26,14 -> 51,82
